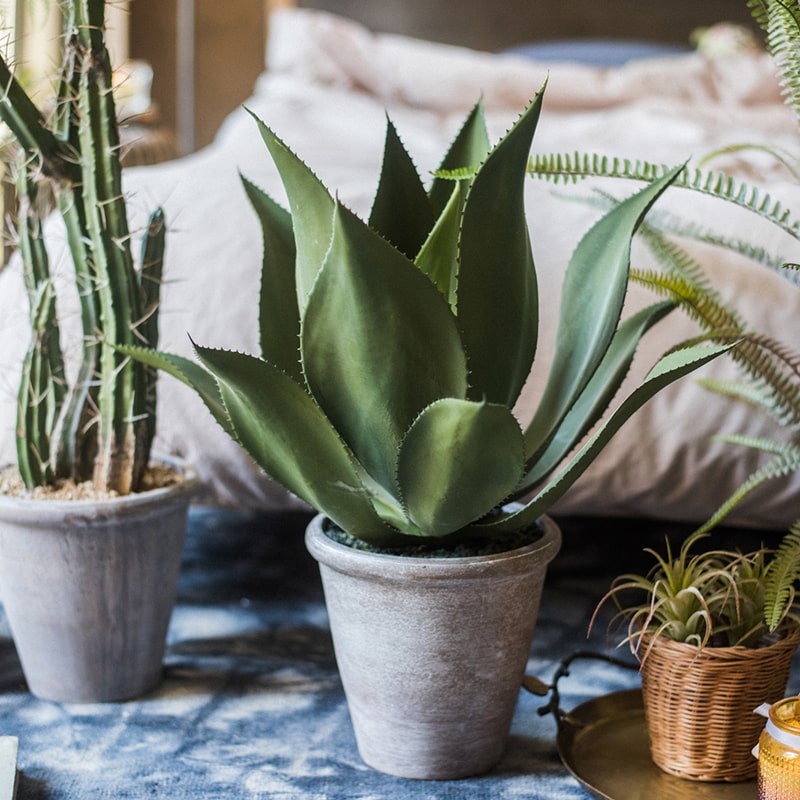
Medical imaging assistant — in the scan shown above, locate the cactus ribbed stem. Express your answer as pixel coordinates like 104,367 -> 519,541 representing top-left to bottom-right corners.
73,1 -> 143,492
1,0 -> 163,494
14,170 -> 68,487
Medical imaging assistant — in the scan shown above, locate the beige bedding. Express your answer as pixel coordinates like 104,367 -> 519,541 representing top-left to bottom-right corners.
1,8 -> 798,527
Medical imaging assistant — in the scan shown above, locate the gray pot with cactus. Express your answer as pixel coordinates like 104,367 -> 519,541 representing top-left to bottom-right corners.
126,87 -> 732,774
0,0 -> 196,702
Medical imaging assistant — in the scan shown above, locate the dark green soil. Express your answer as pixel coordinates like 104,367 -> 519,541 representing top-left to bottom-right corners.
323,516 -> 544,558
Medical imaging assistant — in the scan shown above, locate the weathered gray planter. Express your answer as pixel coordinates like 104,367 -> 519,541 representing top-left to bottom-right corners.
0,462 -> 198,703
305,513 -> 561,779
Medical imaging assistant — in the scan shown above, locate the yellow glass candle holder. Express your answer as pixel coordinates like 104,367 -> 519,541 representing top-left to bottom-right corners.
758,696 -> 800,800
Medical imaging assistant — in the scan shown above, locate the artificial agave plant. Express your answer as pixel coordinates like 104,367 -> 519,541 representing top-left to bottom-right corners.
127,89 -> 730,547
0,0 -> 164,494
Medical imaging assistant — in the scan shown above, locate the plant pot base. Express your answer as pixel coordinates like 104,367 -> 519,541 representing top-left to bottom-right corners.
306,513 -> 561,779
0,462 -> 197,703
641,629 -> 800,782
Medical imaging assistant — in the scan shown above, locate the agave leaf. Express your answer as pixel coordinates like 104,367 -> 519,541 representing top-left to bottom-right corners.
241,175 -> 302,382
192,345 -> 398,544
472,341 -> 734,533
428,98 -> 491,215
368,117 -> 435,259
523,165 -> 685,460
396,398 -> 525,537
248,109 -> 334,312
302,202 -> 469,493
518,300 -> 675,491
457,91 -> 543,407
414,182 -> 462,308
116,345 -> 233,435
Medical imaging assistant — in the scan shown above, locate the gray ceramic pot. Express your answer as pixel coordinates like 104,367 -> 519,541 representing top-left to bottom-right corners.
305,513 -> 561,779
0,461 -> 198,703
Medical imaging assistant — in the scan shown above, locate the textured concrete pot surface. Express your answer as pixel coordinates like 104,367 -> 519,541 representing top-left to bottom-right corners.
0,461 -> 198,703
305,513 -> 562,779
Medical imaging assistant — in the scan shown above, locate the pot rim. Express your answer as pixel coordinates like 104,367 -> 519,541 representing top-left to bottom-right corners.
638,622 -> 800,662
0,455 -> 199,519
305,512 -> 562,583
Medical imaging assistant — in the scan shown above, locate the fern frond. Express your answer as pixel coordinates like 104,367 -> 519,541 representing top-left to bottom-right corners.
764,0 -> 800,126
696,440 -> 800,532
747,331 -> 800,378
632,230 -> 800,426
630,268 -> 744,335
529,153 -> 800,241
698,142 -> 800,182
635,225 -> 734,305
698,376 -> 799,422
644,211 -> 793,277
432,166 -> 477,181
714,432 -> 800,455
748,0 -> 771,29
764,518 -> 800,631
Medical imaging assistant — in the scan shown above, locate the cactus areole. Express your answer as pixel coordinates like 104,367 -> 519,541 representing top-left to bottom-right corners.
0,0 -> 164,494
126,92 -> 732,548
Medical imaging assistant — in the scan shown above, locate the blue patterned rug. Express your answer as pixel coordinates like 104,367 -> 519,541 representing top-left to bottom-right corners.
0,508 -> 794,799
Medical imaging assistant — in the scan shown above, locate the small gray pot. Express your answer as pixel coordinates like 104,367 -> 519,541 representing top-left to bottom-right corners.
0,462 -> 198,703
305,513 -> 561,779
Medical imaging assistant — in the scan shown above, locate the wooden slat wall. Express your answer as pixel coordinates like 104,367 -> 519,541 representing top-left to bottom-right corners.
128,0 -> 761,155
130,0 -> 268,154
294,0 -> 760,50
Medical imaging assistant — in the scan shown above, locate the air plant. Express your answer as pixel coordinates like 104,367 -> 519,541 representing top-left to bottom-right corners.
593,526 -> 800,655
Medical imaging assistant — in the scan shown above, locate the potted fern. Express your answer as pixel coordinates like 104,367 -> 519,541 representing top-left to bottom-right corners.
125,89 -> 729,777
521,0 -> 800,785
593,529 -> 800,782
0,0 -> 197,703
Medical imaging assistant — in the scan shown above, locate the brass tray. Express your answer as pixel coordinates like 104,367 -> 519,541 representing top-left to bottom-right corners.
557,689 -> 756,800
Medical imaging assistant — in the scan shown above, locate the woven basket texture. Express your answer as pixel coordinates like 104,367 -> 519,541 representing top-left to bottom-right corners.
640,626 -> 800,782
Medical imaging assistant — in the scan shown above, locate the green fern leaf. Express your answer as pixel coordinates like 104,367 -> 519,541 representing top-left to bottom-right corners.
697,440 -> 800,532
528,153 -> 800,241
764,519 -> 800,631
763,0 -> 800,126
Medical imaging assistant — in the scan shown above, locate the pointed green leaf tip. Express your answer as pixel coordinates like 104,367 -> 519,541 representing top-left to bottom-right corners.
369,116 -> 435,259
429,98 -> 491,215
414,182 -> 462,309
241,174 -> 302,382
248,108 -> 334,313
457,90 -> 544,407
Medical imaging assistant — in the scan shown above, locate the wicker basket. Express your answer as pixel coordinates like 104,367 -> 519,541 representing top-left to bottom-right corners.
639,626 -> 800,782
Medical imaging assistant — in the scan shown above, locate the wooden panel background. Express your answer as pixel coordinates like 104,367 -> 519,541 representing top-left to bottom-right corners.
128,0 -> 762,154
129,0 -> 266,153
295,0 -> 760,50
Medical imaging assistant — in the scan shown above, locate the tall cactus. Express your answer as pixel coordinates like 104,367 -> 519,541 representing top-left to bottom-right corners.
0,0 -> 163,494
